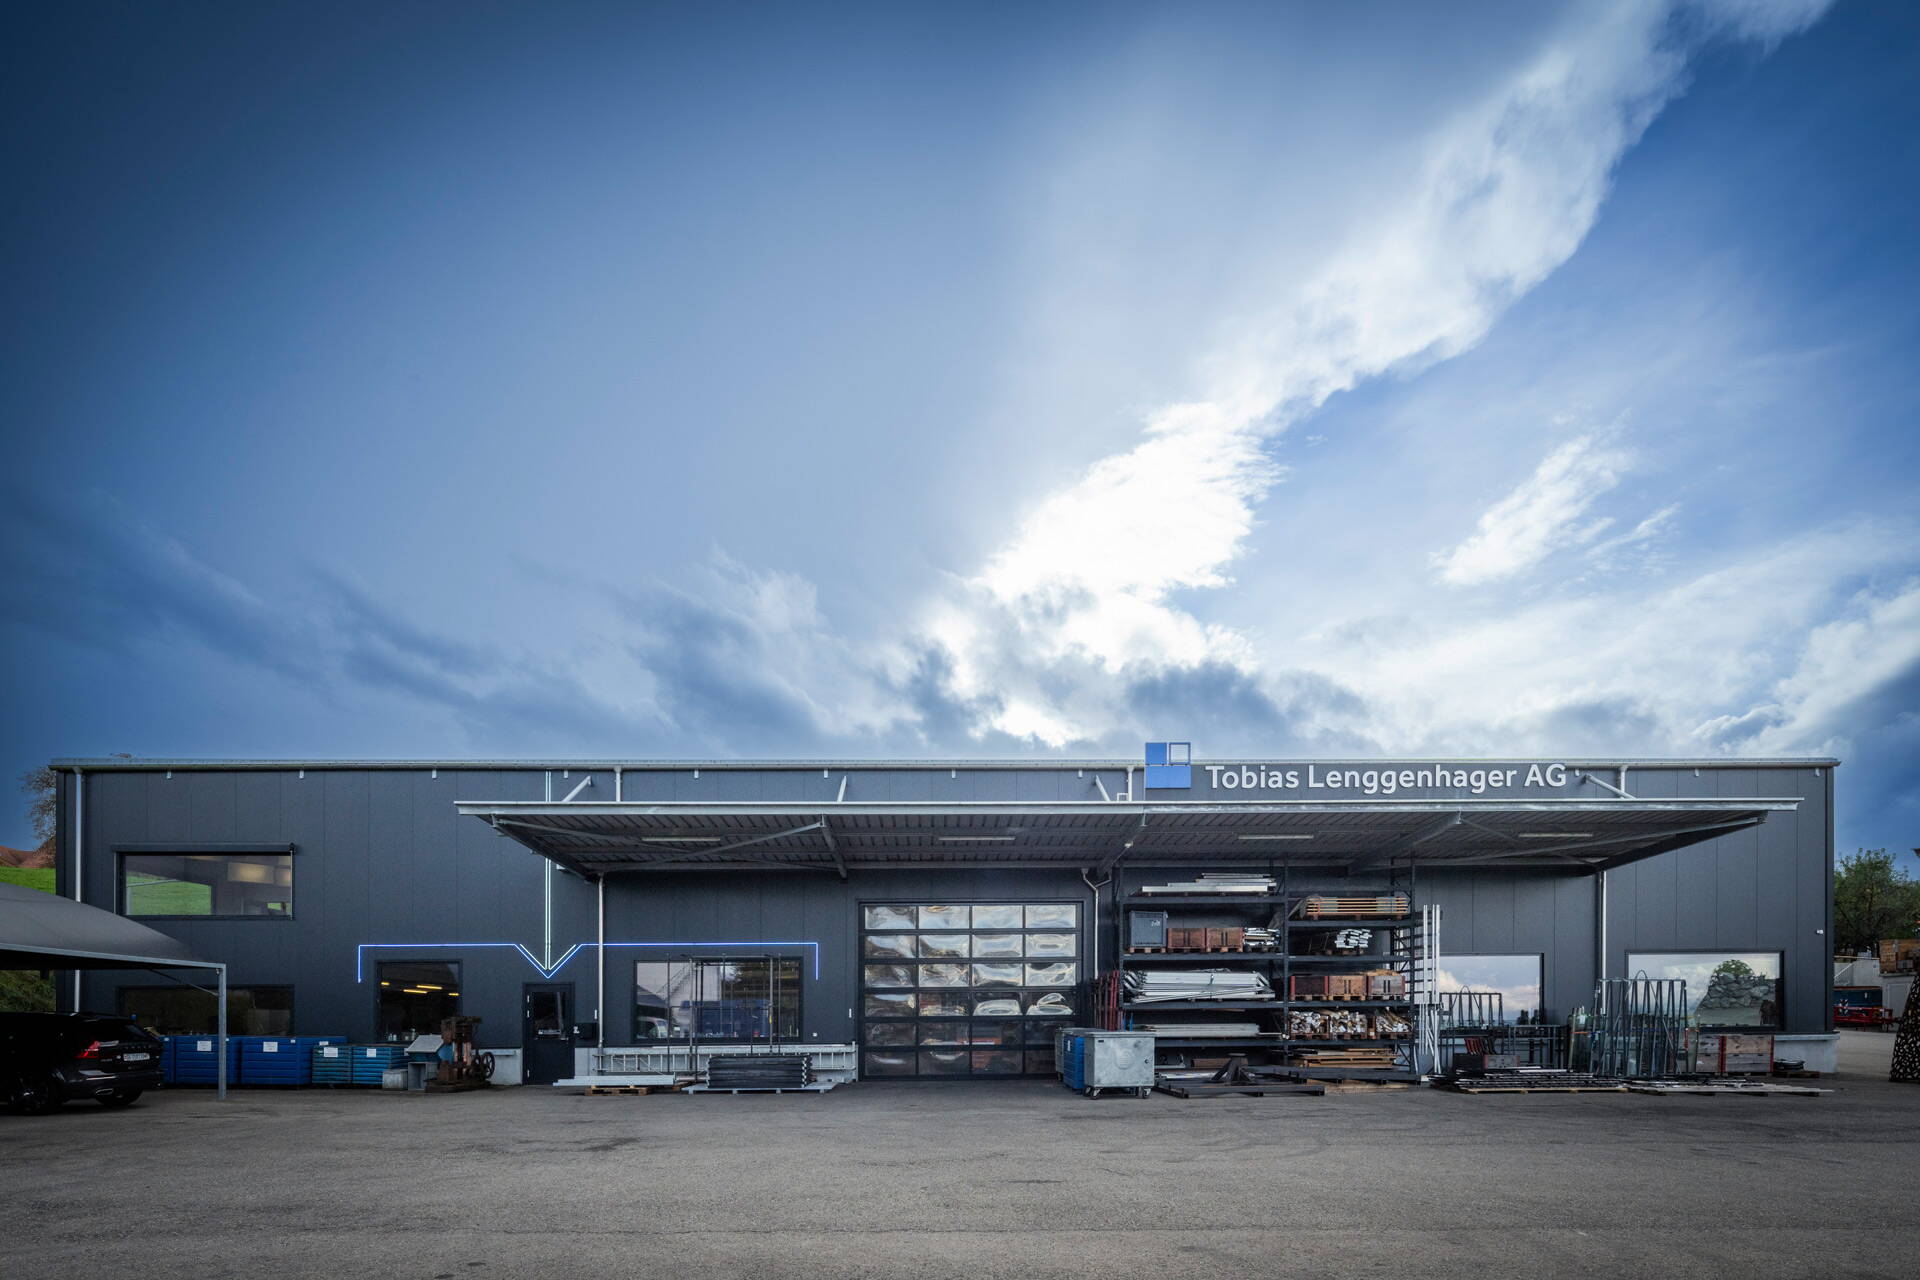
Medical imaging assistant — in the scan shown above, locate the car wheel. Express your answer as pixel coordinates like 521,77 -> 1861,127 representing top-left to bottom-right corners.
7,1076 -> 63,1116
97,1088 -> 143,1108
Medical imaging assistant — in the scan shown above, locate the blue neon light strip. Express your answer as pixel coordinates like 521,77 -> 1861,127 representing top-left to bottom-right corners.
356,940 -> 821,982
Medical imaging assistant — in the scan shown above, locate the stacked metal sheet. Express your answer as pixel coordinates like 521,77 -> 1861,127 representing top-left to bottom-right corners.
1138,873 -> 1276,895
1123,969 -> 1274,1002
705,1055 -> 813,1090
1136,1022 -> 1264,1037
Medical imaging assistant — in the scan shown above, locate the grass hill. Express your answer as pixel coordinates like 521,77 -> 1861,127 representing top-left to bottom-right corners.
0,865 -> 56,893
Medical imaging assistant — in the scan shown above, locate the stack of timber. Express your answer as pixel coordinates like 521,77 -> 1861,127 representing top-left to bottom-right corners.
1286,1047 -> 1401,1068
1292,893 -> 1411,920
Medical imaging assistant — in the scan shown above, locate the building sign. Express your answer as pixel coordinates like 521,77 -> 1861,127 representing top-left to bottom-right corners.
1144,743 -> 1572,795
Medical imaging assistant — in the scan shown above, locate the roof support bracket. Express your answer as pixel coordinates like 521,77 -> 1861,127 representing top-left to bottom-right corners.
818,816 -> 847,881
1353,812 -> 1462,872
1576,769 -> 1636,800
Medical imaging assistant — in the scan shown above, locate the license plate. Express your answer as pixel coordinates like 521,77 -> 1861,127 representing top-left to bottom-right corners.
123,1053 -> 151,1062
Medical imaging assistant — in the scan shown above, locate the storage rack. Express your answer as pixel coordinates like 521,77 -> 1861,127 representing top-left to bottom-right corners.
1109,864 -> 1421,1078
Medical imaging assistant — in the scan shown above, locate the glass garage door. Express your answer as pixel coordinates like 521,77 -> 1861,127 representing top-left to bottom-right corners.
859,902 -> 1081,1079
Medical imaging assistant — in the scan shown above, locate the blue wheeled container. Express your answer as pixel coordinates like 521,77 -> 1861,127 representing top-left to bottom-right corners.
348,1043 -> 409,1085
311,1041 -> 353,1084
165,1035 -> 243,1086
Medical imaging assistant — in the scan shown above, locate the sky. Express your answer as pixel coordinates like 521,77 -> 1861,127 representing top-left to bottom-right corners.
2,0 -> 1915,867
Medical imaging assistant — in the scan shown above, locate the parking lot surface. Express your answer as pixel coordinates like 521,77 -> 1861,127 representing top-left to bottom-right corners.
4,1032 -> 1913,1279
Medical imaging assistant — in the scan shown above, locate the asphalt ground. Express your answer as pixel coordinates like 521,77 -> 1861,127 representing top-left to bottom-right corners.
3,1031 -> 1913,1280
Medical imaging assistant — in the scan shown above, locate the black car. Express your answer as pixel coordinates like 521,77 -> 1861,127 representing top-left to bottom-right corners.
0,1012 -> 165,1114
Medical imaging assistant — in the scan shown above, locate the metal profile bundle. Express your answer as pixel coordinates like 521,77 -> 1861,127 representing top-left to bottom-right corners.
1137,873 -> 1275,896
1122,969 -> 1274,1003
1588,978 -> 1689,1079
700,1054 -> 814,1092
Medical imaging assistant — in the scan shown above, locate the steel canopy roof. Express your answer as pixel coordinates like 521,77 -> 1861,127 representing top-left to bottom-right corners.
454,797 -> 1799,878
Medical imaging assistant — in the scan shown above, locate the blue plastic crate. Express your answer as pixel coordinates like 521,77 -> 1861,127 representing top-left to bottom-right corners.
348,1044 -> 409,1085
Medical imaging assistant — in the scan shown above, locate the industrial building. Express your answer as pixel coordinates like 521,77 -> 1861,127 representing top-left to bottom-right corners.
44,752 -> 1839,1083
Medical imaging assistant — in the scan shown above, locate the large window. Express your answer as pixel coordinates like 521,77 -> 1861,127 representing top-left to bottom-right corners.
1436,954 -> 1543,1024
120,853 -> 292,918
117,985 -> 293,1036
377,961 -> 461,1040
1627,951 -> 1782,1029
634,957 -> 802,1042
859,902 -> 1081,1078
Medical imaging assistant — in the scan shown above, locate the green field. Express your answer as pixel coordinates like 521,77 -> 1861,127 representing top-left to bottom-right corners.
1,868 -> 58,1009
0,866 -> 57,893
123,875 -> 214,915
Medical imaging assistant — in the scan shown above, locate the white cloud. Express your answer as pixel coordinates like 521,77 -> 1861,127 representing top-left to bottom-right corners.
922,0 -> 1836,744
1432,433 -> 1633,585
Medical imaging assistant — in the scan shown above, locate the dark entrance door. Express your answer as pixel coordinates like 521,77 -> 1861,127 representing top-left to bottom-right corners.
522,983 -> 574,1085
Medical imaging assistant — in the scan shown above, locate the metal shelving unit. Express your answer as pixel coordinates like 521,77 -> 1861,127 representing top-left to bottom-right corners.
1112,863 -> 1424,1077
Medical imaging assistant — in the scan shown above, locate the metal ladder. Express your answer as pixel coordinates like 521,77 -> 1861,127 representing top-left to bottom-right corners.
1401,903 -> 1442,1075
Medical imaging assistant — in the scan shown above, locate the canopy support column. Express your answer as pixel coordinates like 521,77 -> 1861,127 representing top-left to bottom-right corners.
596,875 -> 606,1062
216,963 -> 228,1101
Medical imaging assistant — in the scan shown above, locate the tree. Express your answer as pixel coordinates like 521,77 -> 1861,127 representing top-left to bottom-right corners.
19,765 -> 58,864
1833,848 -> 1920,957
1712,958 -> 1756,980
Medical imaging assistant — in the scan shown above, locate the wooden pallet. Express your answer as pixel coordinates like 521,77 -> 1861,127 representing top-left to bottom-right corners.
1449,1084 -> 1627,1094
1626,1082 -> 1827,1097
585,1082 -> 686,1096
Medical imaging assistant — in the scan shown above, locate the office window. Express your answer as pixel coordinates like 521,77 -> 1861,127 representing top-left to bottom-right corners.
1436,954 -> 1542,1024
117,985 -> 293,1036
377,961 -> 461,1039
121,853 -> 292,918
1627,952 -> 1782,1029
632,957 -> 802,1041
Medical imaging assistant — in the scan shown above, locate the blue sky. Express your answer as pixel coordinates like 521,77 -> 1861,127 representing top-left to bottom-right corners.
3,1 -> 1914,868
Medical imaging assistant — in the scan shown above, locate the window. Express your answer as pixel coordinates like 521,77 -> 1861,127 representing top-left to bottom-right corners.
633,957 -> 802,1042
1436,954 -> 1542,1024
120,853 -> 292,918
117,985 -> 293,1036
377,961 -> 461,1040
1627,951 -> 1782,1029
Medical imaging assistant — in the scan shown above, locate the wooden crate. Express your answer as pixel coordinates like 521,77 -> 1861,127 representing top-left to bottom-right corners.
1365,969 -> 1406,1000
1168,927 -> 1206,951
1205,927 -> 1244,951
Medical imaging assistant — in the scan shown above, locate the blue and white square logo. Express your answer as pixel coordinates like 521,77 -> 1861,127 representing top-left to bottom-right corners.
1144,741 -> 1191,789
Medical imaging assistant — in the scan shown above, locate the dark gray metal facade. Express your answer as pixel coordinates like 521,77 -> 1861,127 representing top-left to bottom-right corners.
49,758 -> 1834,1047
